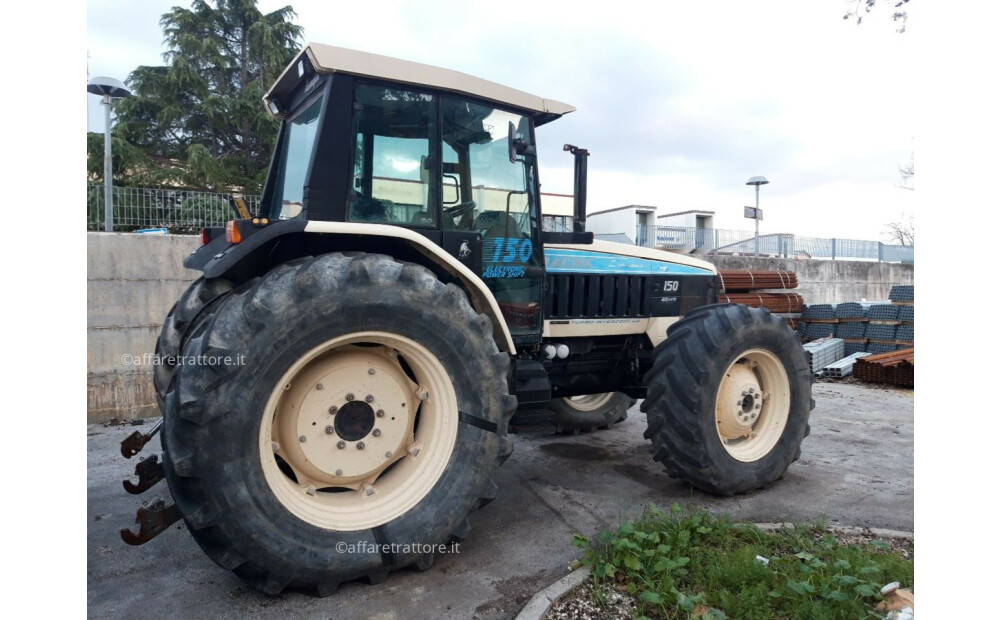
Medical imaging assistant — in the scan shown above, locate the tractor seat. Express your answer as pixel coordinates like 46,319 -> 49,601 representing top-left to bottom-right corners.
473,211 -> 522,239
410,211 -> 434,226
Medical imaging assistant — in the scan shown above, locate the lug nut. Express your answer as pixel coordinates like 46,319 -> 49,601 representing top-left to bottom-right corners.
376,409 -> 385,418
337,441 -> 345,449
329,405 -> 338,415
365,394 -> 374,403
368,368 -> 376,375
357,442 -> 365,450
409,446 -> 420,457
299,435 -> 307,443
316,383 -> 324,391
306,486 -> 316,495
271,442 -> 281,452
346,393 -> 355,401
335,469 -> 343,476
364,486 -> 375,496
325,425 -> 335,435
373,429 -> 381,437
385,451 -> 392,458
417,389 -> 429,401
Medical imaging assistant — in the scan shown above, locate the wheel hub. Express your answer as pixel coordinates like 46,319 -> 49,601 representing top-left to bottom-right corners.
716,363 -> 762,439
335,401 -> 375,441
714,349 -> 791,463
277,348 -> 415,484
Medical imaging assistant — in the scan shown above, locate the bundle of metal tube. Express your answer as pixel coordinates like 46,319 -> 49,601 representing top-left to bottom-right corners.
719,292 -> 804,313
718,270 -> 798,292
803,338 -> 845,374
853,348 -> 914,387
821,352 -> 872,378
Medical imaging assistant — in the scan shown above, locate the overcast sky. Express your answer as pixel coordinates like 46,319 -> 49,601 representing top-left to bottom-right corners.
87,0 -> 915,240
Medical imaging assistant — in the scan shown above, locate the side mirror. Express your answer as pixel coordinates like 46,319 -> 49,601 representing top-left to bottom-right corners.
508,121 -> 537,162
508,121 -> 517,163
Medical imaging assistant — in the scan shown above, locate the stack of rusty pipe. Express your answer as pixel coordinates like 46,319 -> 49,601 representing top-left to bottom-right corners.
717,270 -> 803,322
718,270 -> 799,292
853,348 -> 914,387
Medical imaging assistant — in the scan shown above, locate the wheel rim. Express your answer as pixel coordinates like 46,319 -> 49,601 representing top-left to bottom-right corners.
563,393 -> 615,411
714,349 -> 791,462
259,331 -> 458,531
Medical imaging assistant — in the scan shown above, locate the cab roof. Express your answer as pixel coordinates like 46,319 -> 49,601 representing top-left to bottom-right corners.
265,43 -> 576,126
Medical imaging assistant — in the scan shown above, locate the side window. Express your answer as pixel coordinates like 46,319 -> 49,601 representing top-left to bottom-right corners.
349,84 -> 436,226
269,98 -> 322,220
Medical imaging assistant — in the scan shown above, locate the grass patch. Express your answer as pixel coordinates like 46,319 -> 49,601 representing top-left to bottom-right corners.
571,504 -> 912,619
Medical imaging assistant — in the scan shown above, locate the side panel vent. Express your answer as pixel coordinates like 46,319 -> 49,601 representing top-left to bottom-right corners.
545,274 -> 647,319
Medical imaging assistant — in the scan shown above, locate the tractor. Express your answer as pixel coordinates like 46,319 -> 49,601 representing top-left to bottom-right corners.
119,43 -> 812,596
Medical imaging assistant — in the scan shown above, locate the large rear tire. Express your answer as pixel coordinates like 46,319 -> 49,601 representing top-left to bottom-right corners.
152,276 -> 234,406
641,304 -> 812,496
551,392 -> 634,434
160,253 -> 515,595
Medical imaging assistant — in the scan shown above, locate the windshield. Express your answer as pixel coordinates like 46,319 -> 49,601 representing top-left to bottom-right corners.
269,98 -> 322,220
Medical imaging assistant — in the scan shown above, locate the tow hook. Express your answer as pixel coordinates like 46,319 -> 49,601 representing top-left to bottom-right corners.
123,454 -> 165,495
120,498 -> 181,546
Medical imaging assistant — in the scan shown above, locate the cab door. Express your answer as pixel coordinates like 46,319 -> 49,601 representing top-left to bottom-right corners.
440,97 -> 544,343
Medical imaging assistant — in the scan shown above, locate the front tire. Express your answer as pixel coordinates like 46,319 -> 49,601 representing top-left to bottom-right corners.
551,393 -> 634,434
641,304 -> 812,496
161,253 -> 515,595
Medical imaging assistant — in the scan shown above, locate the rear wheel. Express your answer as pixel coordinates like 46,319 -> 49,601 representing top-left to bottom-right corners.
161,253 -> 515,595
551,392 -> 634,434
153,276 -> 234,406
641,304 -> 812,496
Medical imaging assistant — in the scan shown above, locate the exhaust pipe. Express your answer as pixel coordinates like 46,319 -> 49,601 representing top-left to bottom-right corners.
563,144 -> 590,233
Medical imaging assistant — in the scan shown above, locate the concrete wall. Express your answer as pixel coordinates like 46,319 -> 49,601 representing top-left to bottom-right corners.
704,255 -> 914,305
85,234 -> 913,421
87,233 -> 200,423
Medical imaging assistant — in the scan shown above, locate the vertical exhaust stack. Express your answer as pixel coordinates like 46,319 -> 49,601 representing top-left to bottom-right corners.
563,144 -> 590,233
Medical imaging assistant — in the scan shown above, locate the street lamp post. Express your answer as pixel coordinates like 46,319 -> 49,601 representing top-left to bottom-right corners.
87,77 -> 132,232
746,176 -> 769,257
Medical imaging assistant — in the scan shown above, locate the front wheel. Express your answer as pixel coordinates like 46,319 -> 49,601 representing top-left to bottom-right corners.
641,304 -> 813,496
551,392 -> 634,434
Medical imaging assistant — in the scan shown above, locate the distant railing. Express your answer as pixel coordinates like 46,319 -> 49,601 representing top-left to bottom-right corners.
87,183 -> 262,231
635,224 -> 913,263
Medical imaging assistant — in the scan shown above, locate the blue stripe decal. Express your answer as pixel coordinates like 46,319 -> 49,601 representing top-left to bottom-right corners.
544,249 -> 715,275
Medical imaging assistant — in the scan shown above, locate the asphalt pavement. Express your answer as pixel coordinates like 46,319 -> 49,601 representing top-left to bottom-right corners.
87,381 -> 913,619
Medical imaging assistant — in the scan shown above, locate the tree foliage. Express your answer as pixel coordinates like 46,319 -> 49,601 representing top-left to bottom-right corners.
92,0 -> 303,192
844,0 -> 910,33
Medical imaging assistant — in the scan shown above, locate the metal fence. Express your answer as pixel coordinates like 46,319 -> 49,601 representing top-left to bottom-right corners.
87,183 -> 262,231
85,184 -> 914,263
637,224 -> 913,263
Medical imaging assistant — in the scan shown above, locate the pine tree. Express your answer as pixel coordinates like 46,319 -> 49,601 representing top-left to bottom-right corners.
94,0 -> 303,192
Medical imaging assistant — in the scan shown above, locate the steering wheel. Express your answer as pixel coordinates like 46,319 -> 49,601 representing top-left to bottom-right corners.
444,201 -> 476,218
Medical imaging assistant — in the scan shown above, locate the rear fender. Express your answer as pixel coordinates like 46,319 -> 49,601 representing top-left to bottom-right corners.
184,220 -> 516,353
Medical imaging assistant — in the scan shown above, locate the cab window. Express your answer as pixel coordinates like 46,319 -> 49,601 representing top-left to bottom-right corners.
348,84 -> 437,227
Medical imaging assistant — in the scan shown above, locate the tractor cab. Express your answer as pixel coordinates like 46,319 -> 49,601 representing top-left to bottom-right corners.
258,44 -> 578,344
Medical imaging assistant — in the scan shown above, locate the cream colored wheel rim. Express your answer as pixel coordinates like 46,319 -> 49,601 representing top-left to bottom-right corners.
259,331 -> 458,531
714,349 -> 791,462
564,393 -> 615,411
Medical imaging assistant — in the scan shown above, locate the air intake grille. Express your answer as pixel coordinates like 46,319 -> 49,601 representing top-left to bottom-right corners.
545,274 -> 647,319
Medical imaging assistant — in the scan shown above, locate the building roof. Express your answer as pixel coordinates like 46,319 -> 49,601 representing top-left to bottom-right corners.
266,44 -> 575,126
588,204 -> 657,217
657,209 -> 715,218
